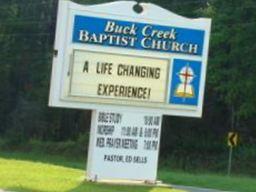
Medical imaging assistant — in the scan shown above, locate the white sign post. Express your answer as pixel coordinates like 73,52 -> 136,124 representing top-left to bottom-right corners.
49,0 -> 211,183
87,110 -> 162,181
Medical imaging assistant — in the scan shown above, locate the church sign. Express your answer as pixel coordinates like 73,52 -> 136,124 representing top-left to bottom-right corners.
49,0 -> 211,183
49,1 -> 211,118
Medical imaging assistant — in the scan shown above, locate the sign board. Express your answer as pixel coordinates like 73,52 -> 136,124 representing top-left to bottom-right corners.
49,1 -> 211,117
87,110 -> 162,181
228,132 -> 238,147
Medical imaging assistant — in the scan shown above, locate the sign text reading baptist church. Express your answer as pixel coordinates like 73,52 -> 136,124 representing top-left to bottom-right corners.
73,16 -> 204,55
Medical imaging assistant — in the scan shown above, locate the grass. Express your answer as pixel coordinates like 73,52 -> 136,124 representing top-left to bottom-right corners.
0,152 -> 184,192
0,151 -> 256,192
159,170 -> 256,192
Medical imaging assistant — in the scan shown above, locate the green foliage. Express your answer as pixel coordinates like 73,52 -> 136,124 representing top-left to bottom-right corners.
0,137 -> 90,162
205,0 -> 256,120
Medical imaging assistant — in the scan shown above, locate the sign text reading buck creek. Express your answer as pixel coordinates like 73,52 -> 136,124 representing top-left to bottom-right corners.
73,16 -> 205,55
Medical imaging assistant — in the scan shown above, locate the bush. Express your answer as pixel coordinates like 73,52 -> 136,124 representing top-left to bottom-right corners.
0,133 -> 90,160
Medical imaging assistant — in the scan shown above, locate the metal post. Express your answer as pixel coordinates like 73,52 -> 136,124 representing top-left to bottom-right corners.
227,146 -> 233,176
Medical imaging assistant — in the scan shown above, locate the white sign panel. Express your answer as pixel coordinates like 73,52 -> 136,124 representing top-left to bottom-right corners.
69,50 -> 168,102
49,1 -> 211,117
87,110 -> 162,181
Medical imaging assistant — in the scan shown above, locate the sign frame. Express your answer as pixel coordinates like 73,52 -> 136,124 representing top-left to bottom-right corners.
68,49 -> 170,103
49,0 -> 212,117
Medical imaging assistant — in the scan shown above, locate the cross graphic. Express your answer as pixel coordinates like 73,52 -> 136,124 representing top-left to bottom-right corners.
177,63 -> 196,100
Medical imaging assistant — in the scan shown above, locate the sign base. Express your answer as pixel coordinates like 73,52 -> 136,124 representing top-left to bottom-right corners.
85,177 -> 169,187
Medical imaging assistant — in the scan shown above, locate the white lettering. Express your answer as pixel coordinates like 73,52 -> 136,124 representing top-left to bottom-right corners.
142,25 -> 152,37
189,44 -> 198,54
104,21 -> 116,33
79,30 -> 89,42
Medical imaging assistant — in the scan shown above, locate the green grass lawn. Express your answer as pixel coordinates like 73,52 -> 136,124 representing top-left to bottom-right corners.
0,151 -> 255,192
0,152 -> 183,192
159,171 -> 256,192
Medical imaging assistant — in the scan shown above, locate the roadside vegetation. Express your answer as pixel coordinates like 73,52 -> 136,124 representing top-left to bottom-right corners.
0,151 -> 255,192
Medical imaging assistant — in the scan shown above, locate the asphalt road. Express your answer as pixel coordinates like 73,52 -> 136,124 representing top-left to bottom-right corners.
172,185 -> 235,192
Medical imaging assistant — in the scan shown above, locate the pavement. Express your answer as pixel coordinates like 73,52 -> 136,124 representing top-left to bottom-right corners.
172,185 -> 234,192
92,179 -> 234,192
